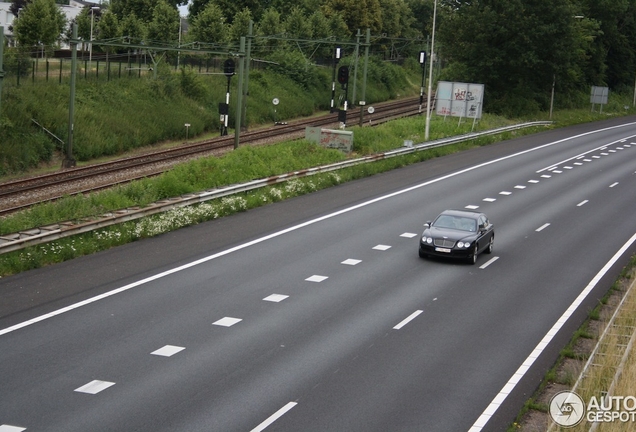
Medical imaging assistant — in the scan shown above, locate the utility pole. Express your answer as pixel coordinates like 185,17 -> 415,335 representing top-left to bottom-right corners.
241,21 -> 253,131
425,0 -> 438,141
358,29 -> 370,127
64,23 -> 79,168
234,37 -> 245,149
351,29 -> 361,106
0,27 -> 4,117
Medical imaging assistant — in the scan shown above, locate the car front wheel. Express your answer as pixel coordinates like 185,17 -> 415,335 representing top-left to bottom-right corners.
469,244 -> 478,265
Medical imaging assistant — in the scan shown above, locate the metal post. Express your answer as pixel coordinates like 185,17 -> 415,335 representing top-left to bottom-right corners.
177,18 -> 182,68
331,47 -> 341,113
425,0 -> 438,141
241,21 -> 253,131
351,29 -> 361,105
89,7 -> 99,64
221,77 -> 230,136
0,27 -> 4,117
549,74 -> 555,120
234,37 -> 245,149
358,29 -> 370,127
418,50 -> 427,114
63,23 -> 78,168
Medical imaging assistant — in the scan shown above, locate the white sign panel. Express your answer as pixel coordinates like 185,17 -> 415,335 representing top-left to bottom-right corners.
590,86 -> 609,104
305,127 -> 353,152
435,81 -> 484,119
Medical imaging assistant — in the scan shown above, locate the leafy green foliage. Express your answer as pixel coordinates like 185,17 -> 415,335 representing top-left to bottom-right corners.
187,2 -> 228,44
13,0 -> 66,56
265,49 -> 323,89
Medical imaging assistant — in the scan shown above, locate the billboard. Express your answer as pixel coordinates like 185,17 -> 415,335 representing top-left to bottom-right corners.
435,81 -> 484,119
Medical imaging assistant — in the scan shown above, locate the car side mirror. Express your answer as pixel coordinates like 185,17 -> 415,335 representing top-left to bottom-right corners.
424,222 -> 431,228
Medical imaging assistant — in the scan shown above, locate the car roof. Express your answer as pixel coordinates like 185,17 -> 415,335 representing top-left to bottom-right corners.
438,209 -> 484,219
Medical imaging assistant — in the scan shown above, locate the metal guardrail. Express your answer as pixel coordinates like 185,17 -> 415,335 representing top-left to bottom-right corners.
0,121 -> 552,255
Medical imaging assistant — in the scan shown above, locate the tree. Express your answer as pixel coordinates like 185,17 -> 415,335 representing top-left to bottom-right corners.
323,0 -> 383,34
285,6 -> 313,39
257,7 -> 286,52
189,0 -> 262,23
111,0 -> 160,25
120,12 -> 146,43
229,7 -> 253,43
437,0 -> 598,115
9,0 -> 28,18
188,2 -> 228,44
13,0 -> 66,57
378,0 -> 416,38
73,6 -> 102,53
327,13 -> 351,40
97,11 -> 121,62
583,0 -> 636,89
147,0 -> 180,44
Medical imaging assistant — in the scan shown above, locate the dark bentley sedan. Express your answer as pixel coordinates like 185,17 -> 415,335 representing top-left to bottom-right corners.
418,209 -> 494,264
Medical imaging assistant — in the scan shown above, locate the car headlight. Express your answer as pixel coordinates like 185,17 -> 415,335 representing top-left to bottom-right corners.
422,236 -> 433,244
457,241 -> 470,248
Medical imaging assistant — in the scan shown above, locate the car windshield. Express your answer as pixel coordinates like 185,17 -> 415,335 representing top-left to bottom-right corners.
432,215 -> 477,232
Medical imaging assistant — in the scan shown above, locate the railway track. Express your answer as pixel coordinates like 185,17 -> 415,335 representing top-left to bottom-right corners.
0,96 -> 428,216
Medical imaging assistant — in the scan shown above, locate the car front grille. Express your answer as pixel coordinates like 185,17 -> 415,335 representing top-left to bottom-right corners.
434,239 -> 455,248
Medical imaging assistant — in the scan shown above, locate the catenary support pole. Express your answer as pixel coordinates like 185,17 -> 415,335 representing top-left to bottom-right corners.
351,29 -> 361,105
64,24 -> 78,168
358,29 -> 370,127
424,0 -> 437,141
234,37 -> 245,149
0,27 -> 4,117
241,21 -> 253,131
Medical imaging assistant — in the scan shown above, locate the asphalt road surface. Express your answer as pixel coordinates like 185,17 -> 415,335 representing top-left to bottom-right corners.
2,117 -> 636,432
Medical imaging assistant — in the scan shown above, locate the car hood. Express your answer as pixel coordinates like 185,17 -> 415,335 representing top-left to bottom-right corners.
425,227 -> 476,241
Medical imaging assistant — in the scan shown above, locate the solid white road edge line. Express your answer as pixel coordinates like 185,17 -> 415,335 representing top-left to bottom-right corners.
250,401 -> 298,432
2,122 -> 636,337
467,231 -> 636,432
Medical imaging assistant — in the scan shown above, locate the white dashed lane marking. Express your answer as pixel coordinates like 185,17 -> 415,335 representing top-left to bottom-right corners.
514,185 -> 526,189
480,257 -> 499,269
341,259 -> 362,266
400,232 -> 418,238
483,198 -> 496,202
251,402 -> 298,432
372,245 -> 392,251
577,200 -> 589,207
213,317 -> 242,327
305,275 -> 328,282
151,345 -> 185,357
74,380 -> 115,394
610,182 -> 619,188
393,310 -> 423,330
0,426 -> 26,432
536,223 -> 551,232
465,205 -> 480,210
499,191 -> 512,196
263,294 -> 289,302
